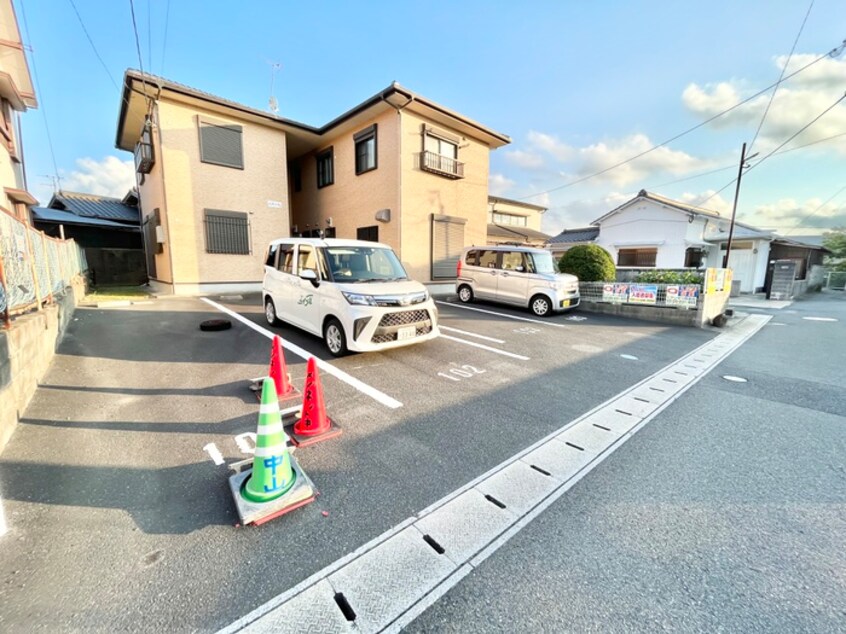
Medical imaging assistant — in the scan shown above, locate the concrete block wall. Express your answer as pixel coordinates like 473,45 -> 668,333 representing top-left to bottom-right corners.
0,277 -> 86,453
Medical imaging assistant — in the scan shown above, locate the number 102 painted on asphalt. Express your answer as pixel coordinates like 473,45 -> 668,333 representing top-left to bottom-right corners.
437,364 -> 486,382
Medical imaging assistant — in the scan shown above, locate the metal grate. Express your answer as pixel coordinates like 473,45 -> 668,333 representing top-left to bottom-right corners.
377,310 -> 429,328
578,282 -> 702,308
204,210 -> 251,255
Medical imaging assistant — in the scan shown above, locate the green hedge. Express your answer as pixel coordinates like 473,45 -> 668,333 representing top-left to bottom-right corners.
558,244 -> 616,281
634,270 -> 703,285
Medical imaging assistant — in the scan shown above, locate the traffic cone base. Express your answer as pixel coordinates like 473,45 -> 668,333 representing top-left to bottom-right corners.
287,417 -> 342,447
228,454 -> 315,526
253,379 -> 300,405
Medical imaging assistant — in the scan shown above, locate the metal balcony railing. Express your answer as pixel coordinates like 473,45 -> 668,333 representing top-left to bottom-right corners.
419,151 -> 464,179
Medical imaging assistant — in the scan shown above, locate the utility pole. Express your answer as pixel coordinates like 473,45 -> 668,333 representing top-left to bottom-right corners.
723,142 -> 747,269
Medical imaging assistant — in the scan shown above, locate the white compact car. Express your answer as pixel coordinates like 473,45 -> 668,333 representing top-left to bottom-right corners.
456,245 -> 580,316
262,238 -> 439,356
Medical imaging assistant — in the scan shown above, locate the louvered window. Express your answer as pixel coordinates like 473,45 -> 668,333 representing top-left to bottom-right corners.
199,120 -> 244,169
431,214 -> 466,279
204,209 -> 250,255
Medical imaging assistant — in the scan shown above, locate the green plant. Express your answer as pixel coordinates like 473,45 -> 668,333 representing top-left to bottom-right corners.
558,244 -> 616,281
634,270 -> 703,285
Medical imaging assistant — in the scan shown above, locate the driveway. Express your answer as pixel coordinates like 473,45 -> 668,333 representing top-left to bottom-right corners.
0,294 -> 716,631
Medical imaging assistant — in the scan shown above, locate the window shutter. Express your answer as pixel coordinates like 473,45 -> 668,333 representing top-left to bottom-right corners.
204,209 -> 250,254
432,214 -> 466,279
200,122 -> 244,168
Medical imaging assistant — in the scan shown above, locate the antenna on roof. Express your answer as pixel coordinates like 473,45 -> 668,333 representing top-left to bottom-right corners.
267,61 -> 281,113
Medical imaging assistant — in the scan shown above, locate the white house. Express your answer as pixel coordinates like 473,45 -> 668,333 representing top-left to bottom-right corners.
592,190 -> 718,270
703,220 -> 773,293
587,190 -> 772,292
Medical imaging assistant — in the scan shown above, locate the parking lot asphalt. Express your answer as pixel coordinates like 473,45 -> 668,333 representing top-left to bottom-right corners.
0,294 -> 714,632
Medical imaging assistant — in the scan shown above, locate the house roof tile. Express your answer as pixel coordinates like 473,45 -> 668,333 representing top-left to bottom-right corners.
50,191 -> 139,224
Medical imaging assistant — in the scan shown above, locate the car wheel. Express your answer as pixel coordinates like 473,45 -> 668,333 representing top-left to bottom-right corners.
264,298 -> 279,326
323,318 -> 348,357
457,284 -> 474,303
530,294 -> 552,317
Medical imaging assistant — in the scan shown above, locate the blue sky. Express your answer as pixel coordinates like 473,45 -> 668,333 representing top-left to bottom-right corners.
16,0 -> 846,236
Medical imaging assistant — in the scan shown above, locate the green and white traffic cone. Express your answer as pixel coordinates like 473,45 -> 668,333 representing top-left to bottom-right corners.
243,378 -> 296,503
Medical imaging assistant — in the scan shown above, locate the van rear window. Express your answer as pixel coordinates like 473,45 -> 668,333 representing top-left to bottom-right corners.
464,250 -> 477,265
478,250 -> 498,269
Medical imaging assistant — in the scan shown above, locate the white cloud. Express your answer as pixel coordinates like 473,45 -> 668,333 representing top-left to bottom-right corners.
678,190 -> 732,215
489,173 -> 515,196
60,156 -> 136,198
742,197 -> 846,232
508,131 -> 711,187
504,148 -> 546,170
542,191 -> 632,234
682,54 -> 846,154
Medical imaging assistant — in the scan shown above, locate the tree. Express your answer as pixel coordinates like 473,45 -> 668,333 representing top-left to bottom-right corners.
558,244 -> 616,281
822,228 -> 846,271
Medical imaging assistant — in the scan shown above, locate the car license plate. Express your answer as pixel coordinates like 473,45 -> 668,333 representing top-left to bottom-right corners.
397,326 -> 416,340
561,299 -> 570,307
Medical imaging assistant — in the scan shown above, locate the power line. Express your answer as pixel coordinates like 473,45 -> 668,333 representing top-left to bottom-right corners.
781,183 -> 846,235
19,0 -> 60,192
128,0 -> 146,76
694,92 -> 846,210
160,0 -> 171,75
146,0 -> 151,72
749,0 -> 814,153
67,0 -> 118,90
648,131 -> 846,190
516,40 -> 844,202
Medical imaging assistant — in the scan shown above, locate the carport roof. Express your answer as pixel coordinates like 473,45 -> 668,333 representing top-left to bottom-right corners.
487,224 -> 551,243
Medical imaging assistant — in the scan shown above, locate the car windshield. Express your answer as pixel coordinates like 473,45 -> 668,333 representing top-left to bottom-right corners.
530,251 -> 557,274
324,246 -> 409,283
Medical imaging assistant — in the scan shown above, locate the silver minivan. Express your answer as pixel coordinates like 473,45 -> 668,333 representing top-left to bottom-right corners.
456,245 -> 580,316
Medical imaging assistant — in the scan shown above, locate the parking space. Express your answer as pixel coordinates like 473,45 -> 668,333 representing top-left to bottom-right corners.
0,293 -> 716,631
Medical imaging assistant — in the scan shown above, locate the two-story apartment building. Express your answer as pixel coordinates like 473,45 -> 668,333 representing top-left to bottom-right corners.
0,0 -> 38,220
115,70 -> 509,294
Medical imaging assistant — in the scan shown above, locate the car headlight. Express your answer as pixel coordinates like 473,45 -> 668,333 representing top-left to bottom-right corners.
342,292 -> 377,306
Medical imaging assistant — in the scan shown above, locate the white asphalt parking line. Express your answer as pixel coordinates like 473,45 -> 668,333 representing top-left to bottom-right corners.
201,298 -> 403,410
222,314 -> 771,634
439,334 -> 530,361
436,301 -> 569,328
439,325 -> 505,344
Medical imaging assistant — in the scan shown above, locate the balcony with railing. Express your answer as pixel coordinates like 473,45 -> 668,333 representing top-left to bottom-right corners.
419,150 -> 464,179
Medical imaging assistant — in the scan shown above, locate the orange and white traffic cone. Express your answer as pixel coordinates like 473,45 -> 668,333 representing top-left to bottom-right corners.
289,357 -> 342,447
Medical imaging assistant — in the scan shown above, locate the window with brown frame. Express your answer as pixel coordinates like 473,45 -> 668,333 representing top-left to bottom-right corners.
617,248 -> 657,267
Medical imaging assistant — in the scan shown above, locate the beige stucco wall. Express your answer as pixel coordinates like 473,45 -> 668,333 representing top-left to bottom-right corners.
136,104 -> 172,283
290,109 -> 399,249
399,111 -> 490,282
155,99 -> 290,290
0,106 -> 24,214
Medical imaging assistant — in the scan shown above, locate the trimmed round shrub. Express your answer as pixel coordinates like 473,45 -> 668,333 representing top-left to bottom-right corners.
558,244 -> 615,281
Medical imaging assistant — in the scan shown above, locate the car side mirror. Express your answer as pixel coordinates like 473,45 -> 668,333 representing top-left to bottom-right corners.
300,269 -> 319,287
515,265 -> 525,273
